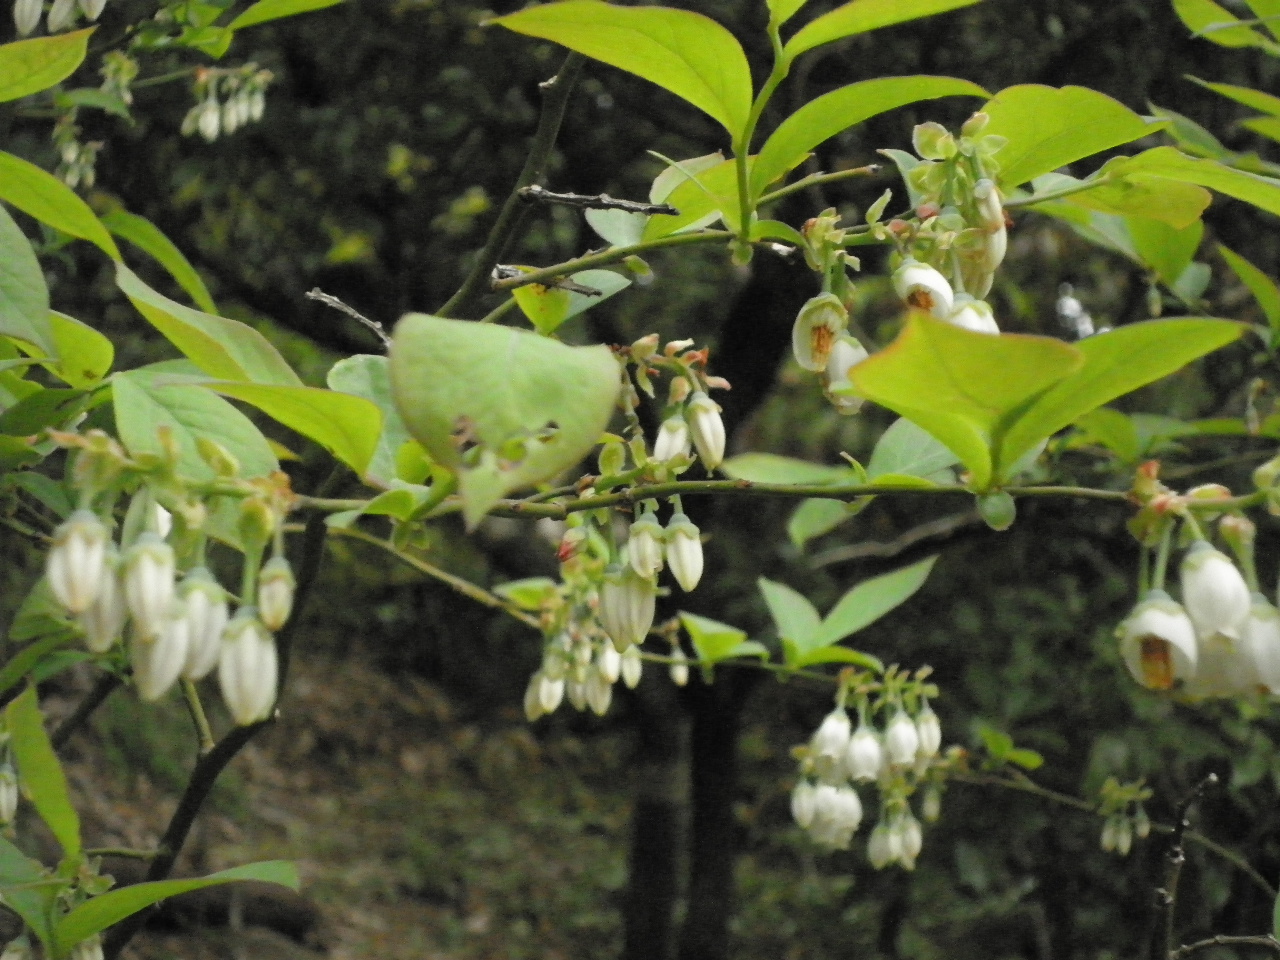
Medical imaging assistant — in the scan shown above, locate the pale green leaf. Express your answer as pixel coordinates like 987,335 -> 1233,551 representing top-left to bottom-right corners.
1243,115 -> 1280,144
1219,243 -> 1280,331
0,29 -> 94,103
512,269 -> 630,334
787,498 -> 850,547
1026,169 -> 1212,228
752,75 -> 987,196
228,0 -> 343,29
812,555 -> 937,647
494,578 -> 559,611
1071,407 -> 1140,461
793,646 -> 884,670
46,311 -> 113,388
489,1 -> 753,138
0,835 -> 57,952
642,156 -> 742,240
585,208 -> 646,247
783,0 -> 982,60
55,861 -> 299,951
1247,0 -> 1280,40
649,151 -> 723,203
867,416 -> 960,479
768,0 -> 809,28
1174,0 -> 1280,50
390,314 -> 620,527
327,353 -> 408,486
759,577 -> 821,655
1147,102 -> 1231,159
6,686 -> 80,857
0,203 -> 54,356
1191,78 -> 1280,117
99,209 -> 216,313
981,85 -> 1162,188
721,453 -> 858,485
680,611 -> 766,664
0,151 -> 119,259
115,264 -> 301,386
1104,147 -> 1280,221
1127,216 -> 1204,288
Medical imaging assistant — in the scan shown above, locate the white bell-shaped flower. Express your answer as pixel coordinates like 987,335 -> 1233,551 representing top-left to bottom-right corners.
1182,630 -> 1258,699
45,0 -> 77,31
566,679 -> 588,711
596,643 -> 622,684
944,294 -> 1000,334
598,567 -> 656,651
0,767 -> 17,825
538,671 -> 565,713
867,821 -> 893,869
665,512 -> 704,592
1180,541 -> 1251,640
687,391 -> 726,470
78,544 -> 126,653
180,567 -> 229,680
915,704 -> 942,759
884,710 -> 920,767
621,644 -> 643,689
123,533 -> 175,641
13,0 -> 42,37
78,0 -> 106,20
585,670 -> 613,716
791,293 -> 847,372
808,783 -> 863,849
809,708 -> 852,782
1244,594 -> 1280,693
898,811 -> 924,863
257,556 -> 295,632
523,673 -> 544,722
130,601 -> 190,702
824,335 -> 869,415
844,721 -> 883,781
791,779 -> 817,829
892,258 -> 954,319
652,416 -> 691,463
47,510 -> 109,615
627,514 -> 665,579
219,610 -> 278,725
669,647 -> 689,687
1118,589 -> 1199,690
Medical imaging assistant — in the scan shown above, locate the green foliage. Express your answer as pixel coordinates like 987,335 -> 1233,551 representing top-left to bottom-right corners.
0,204 -> 54,357
679,611 -> 769,665
99,209 -> 217,313
0,152 -> 119,259
6,687 -> 80,857
780,0 -> 984,61
227,0 -> 345,29
0,29 -> 94,103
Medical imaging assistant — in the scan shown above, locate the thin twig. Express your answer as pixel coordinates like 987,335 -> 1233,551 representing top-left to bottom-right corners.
493,265 -> 604,296
1171,935 -> 1280,959
1153,774 -> 1219,960
84,847 -> 159,860
756,165 -> 882,205
305,288 -> 391,350
809,510 -> 981,568
51,674 -> 122,751
519,184 -> 678,216
437,53 -> 584,318
479,298 -> 518,324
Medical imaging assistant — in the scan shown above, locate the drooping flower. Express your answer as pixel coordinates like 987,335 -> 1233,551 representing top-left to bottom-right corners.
652,416 -> 691,464
219,610 -> 278,725
123,533 -> 175,641
665,512 -> 704,592
627,513 -> 665,579
884,710 -> 920,767
620,644 -> 643,689
13,0 -> 42,35
1243,593 -> 1280,694
1117,589 -> 1199,690
809,708 -> 852,782
824,336 -> 869,415
181,567 -> 230,680
791,779 -> 817,829
1180,541 -> 1251,639
944,294 -> 1000,334
844,721 -> 884,781
257,556 -> 295,632
807,783 -> 863,849
47,510 -> 109,615
596,643 -> 622,685
598,567 -> 657,651
1182,630 -> 1258,699
687,391 -> 726,470
892,259 -> 954,319
915,703 -> 942,759
78,544 -> 126,653
0,766 -> 17,825
669,647 -> 689,687
791,293 -> 847,372
130,602 -> 190,702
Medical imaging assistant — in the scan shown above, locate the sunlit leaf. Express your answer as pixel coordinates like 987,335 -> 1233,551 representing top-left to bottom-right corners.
1127,217 -> 1204,288
721,453 -> 858,485
45,311 -> 113,388
1107,147 -> 1280,217
0,204 -> 54,356
6,686 -> 80,857
0,151 -> 119,259
228,0 -> 344,29
643,157 -> 742,240
1026,169 -> 1211,228
1190,78 -> 1280,117
812,556 -> 938,648
867,417 -> 960,480
767,0 -> 809,28
680,611 -> 768,664
787,498 -> 851,547
0,29 -> 94,103
327,353 -> 409,486
759,577 -> 821,657
0,835 -> 57,953
783,0 -> 982,60
99,208 -> 216,313
1219,243 -> 1280,333
1174,0 -> 1280,50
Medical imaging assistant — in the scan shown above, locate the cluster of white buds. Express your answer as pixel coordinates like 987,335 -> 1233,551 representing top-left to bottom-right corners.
790,677 -> 946,868
621,508 -> 704,596
13,0 -> 105,36
181,66 -> 272,143
1117,496 -> 1280,698
523,624 -> 644,722
44,497 -> 293,725
624,335 -> 729,474
1096,777 -> 1152,856
53,115 -> 102,191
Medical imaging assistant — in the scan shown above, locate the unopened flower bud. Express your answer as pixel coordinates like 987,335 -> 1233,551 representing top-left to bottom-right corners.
1,939 -> 33,960
791,779 -> 817,829
596,643 -> 622,684
792,293 -> 847,372
921,785 -> 942,823
867,822 -> 893,869
538,670 -> 565,713
130,601 -> 190,702
257,556 -> 295,631
599,567 -> 656,651
669,647 -> 689,687
810,708 -> 852,782
652,416 -> 691,464
665,513 -> 704,592
181,567 -> 229,680
627,513 -> 665,579
687,391 -> 726,470
46,0 -> 77,31
585,671 -> 612,715
13,0 -> 42,34
845,722 -> 883,781
47,510 -> 109,615
915,704 -> 942,759
79,544 -> 126,654
885,710 -> 920,767
1133,805 -> 1151,839
524,674 -> 544,721
123,533 -> 175,640
0,766 -> 17,824
899,812 -> 923,861
219,610 -> 278,725
197,97 -> 221,142
621,644 -> 643,689
892,259 -> 954,319
945,294 -> 1000,334
1181,540 -> 1251,640
566,679 -> 588,711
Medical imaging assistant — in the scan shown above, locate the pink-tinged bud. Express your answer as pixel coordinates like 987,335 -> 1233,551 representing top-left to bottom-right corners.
792,293 -> 847,372
620,644 -> 643,689
47,510 -> 109,615
1181,541 -> 1251,640
181,567 -> 229,680
687,391 -> 726,470
123,533 -> 175,640
885,710 -> 920,767
257,556 -> 296,631
944,295 -> 1000,334
219,610 -> 278,725
79,544 -> 126,653
130,601 -> 190,702
665,513 -> 704,592
892,259 -> 954,319
1117,589 -> 1198,690
627,514 -> 665,579
599,567 -> 657,651
652,416 -> 691,464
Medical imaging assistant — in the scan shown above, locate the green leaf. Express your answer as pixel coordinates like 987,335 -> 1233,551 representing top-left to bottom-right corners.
1248,0 -> 1280,40
768,0 -> 809,28
1106,147 -> 1280,218
752,75 -> 987,196
9,578 -> 74,645
53,86 -> 131,119
6,686 -> 80,857
494,578 -> 559,611
489,1 -> 753,139
997,318 -> 1244,477
1126,216 -> 1204,288
793,646 -> 884,670
0,29 -> 94,103
390,314 -> 620,528
782,0 -> 982,60
812,555 -> 937,647
112,369 -> 279,481
721,453 -> 858,485
205,382 -> 381,476
1219,243 -> 1280,332
0,203 -> 55,356
1071,407 -> 1140,461
1174,0 -> 1280,50
46,311 -> 113,388
867,416 -> 960,480
54,861 -> 299,952
511,269 -> 631,335
228,0 -> 344,29
679,611 -> 767,664
787,498 -> 851,548
981,85 -> 1162,188
1191,78 -> 1280,117
0,151 -> 119,259
327,354 -> 409,486
99,209 -> 216,313
0,385 -> 89,436
642,156 -> 742,240
1147,102 -> 1231,159
0,835 -> 58,952
759,577 -> 821,658
1026,169 -> 1212,229
1243,115 -> 1280,144
850,312 -> 1083,488
0,633 -> 70,701
585,208 -> 647,247
1006,747 -> 1044,770
115,264 -> 300,386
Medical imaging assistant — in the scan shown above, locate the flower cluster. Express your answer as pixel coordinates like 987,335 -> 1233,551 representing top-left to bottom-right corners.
13,0 -> 105,37
181,66 -> 272,143
790,669 -> 948,869
623,334 -> 728,474
52,113 -> 103,191
1095,777 -> 1152,857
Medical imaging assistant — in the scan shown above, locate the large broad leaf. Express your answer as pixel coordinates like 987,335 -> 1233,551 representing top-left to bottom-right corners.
112,369 -> 279,481
0,835 -> 57,952
115,264 -> 300,386
850,312 -> 1082,488
679,612 -> 768,665
489,1 -> 753,140
1219,243 -> 1280,333
0,203 -> 54,356
1105,147 -> 1280,218
327,354 -> 409,487
1127,217 -> 1204,289
510,268 -> 631,335
6,687 -> 80,858
0,29 -> 94,103
997,318 -> 1244,475
228,0 -> 344,29
206,382 -> 380,476
768,0 -> 809,28
782,0 -> 982,61
99,209 -> 216,313
54,861 -> 299,952
751,75 -> 987,197
810,555 -> 938,648
981,86 -> 1161,188
1024,170 -> 1212,229
0,152 -> 119,259
758,577 -> 821,654
46,311 -> 113,388
643,157 -> 743,240
1174,0 -> 1280,51
390,314 -> 620,527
